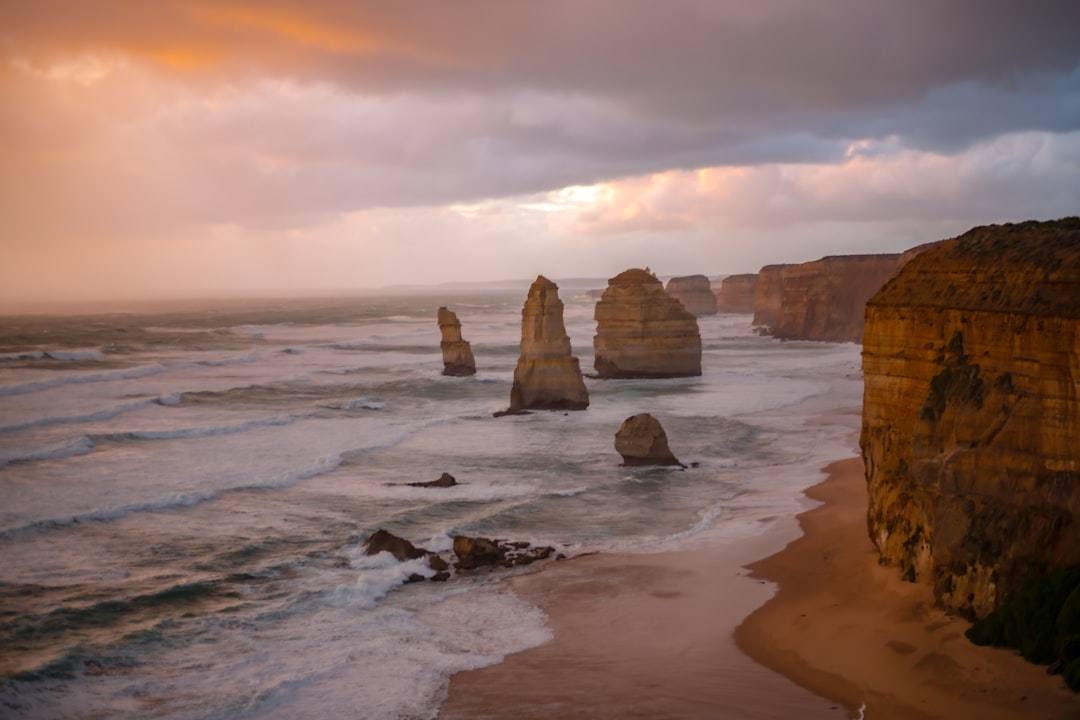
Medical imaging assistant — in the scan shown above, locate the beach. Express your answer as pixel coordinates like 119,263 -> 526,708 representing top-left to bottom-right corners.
442,444 -> 1079,719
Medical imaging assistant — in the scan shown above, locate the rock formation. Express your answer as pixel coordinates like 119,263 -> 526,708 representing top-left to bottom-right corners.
408,472 -> 458,488
752,264 -> 791,329
769,254 -> 901,343
502,276 -> 589,413
437,307 -> 476,376
665,275 -> 717,316
593,269 -> 702,378
453,535 -> 556,569
615,413 -> 683,467
363,529 -> 450,580
860,219 -> 1080,620
714,273 -> 758,313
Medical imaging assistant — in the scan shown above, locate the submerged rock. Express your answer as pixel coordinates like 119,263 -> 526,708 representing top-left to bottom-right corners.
665,275 -> 717,316
437,307 -> 476,376
593,269 -> 702,378
501,276 -> 589,414
615,413 -> 683,467
408,472 -> 458,488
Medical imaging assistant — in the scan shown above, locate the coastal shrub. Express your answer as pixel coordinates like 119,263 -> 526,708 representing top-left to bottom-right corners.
965,565 -> 1080,685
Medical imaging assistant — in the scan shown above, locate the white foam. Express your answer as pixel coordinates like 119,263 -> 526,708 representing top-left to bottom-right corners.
43,348 -> 104,361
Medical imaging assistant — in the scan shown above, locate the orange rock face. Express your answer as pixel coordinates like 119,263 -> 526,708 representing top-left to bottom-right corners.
771,254 -> 901,343
664,275 -> 717,316
593,269 -> 702,378
506,276 -> 589,412
860,219 -> 1080,619
437,307 -> 476,376
714,273 -> 757,313
752,264 -> 791,329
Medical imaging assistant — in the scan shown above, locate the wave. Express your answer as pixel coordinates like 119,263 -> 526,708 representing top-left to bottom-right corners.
0,436 -> 96,469
90,415 -> 296,443
195,353 -> 256,367
0,398 -> 155,433
0,350 -> 46,361
43,348 -> 104,362
0,363 -> 168,398
319,397 -> 384,411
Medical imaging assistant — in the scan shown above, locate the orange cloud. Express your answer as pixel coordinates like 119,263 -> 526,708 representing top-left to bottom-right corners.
183,2 -> 379,55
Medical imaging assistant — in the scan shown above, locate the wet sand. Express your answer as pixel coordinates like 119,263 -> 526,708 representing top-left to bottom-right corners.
736,457 -> 1078,719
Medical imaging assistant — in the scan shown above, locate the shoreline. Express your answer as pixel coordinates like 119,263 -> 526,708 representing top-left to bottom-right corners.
735,457 -> 1078,719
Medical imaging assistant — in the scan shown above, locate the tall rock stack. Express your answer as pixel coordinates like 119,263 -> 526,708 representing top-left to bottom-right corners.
860,219 -> 1080,619
437,307 -> 476,376
770,254 -> 901,343
504,276 -> 589,413
752,264 -> 791,329
664,275 -> 717,316
714,273 -> 758,313
593,269 -> 702,378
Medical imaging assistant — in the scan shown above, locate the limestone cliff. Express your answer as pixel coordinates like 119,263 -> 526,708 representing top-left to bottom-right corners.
752,264 -> 791,328
437,307 -> 476,376
664,275 -> 717,316
771,254 -> 901,343
861,219 -> 1080,619
714,273 -> 757,313
593,269 -> 702,378
504,276 -> 589,413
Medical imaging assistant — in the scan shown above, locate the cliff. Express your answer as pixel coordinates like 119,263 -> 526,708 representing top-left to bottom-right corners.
664,275 -> 717,316
504,276 -> 589,413
714,273 -> 757,313
771,254 -> 901,343
752,264 -> 791,328
860,218 -> 1080,619
437,307 -> 476,376
593,269 -> 702,378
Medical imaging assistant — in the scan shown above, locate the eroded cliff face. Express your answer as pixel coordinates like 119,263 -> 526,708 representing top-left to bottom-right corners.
772,254 -> 901,343
861,219 -> 1080,619
593,269 -> 702,378
715,273 -> 757,313
752,264 -> 790,329
665,275 -> 717,316
437,307 -> 476,376
506,276 -> 589,412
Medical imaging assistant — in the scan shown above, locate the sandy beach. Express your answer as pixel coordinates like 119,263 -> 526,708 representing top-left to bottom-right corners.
441,454 -> 1079,719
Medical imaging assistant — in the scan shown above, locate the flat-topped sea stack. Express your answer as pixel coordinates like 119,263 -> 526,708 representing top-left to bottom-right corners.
714,273 -> 758,313
771,254 -> 901,343
437,307 -> 476,376
503,276 -> 589,413
861,218 -> 1080,619
593,269 -> 702,378
664,275 -> 717,316
752,264 -> 791,329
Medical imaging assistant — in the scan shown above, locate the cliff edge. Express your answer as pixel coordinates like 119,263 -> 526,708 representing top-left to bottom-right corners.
861,218 -> 1080,619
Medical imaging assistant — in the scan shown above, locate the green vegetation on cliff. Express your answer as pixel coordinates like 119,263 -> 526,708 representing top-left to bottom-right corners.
966,565 -> 1080,691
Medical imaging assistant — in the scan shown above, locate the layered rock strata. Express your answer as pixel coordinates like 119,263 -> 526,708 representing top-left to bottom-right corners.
752,264 -> 792,329
593,269 -> 702,378
664,275 -> 717,316
503,276 -> 589,413
437,307 -> 477,376
615,413 -> 683,467
714,273 -> 758,313
860,219 -> 1080,619
771,254 -> 901,343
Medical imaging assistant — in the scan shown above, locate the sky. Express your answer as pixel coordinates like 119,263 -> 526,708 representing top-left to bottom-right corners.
2,1 -> 1079,306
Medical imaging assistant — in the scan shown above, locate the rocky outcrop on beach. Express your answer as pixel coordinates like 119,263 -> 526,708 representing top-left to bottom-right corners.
363,529 -> 450,580
714,274 -> 758,313
615,413 -> 683,467
664,275 -> 717,316
752,264 -> 791,329
860,219 -> 1080,620
769,254 -> 901,343
452,535 -> 556,570
593,269 -> 702,378
502,276 -> 589,413
437,307 -> 476,376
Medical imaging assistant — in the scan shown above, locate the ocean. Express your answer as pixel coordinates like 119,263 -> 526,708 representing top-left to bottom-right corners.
0,284 -> 862,719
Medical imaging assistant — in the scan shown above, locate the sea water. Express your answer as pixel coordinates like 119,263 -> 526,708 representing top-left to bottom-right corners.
0,286 -> 862,719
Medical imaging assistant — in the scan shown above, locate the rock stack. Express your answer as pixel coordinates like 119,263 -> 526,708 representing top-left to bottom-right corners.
437,307 -> 476,376
614,413 -> 683,466
861,219 -> 1080,619
714,273 -> 758,313
664,275 -> 717,316
751,264 -> 791,330
502,276 -> 589,413
593,269 -> 702,378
